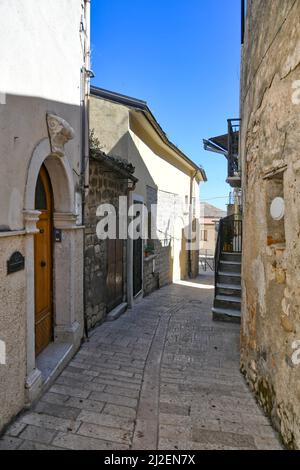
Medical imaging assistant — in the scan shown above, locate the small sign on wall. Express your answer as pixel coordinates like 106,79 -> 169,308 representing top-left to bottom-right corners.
7,251 -> 25,275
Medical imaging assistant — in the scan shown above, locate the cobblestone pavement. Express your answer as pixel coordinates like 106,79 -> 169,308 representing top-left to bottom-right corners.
1,274 -> 283,450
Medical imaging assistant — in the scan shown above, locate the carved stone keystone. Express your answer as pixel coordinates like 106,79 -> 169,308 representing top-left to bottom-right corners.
46,113 -> 75,157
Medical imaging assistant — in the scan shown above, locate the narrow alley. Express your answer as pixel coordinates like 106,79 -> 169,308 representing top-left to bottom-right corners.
0,274 -> 282,451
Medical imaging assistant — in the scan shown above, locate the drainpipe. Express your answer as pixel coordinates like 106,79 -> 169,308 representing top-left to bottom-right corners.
81,0 -> 91,339
188,172 -> 198,278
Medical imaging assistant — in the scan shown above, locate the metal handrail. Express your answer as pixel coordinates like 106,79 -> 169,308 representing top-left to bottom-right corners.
227,119 -> 241,178
214,218 -> 223,290
214,215 -> 243,288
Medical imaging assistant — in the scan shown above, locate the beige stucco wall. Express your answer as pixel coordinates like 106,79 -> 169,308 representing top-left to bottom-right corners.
90,98 -> 130,159
240,0 -> 300,449
0,234 -> 26,431
200,223 -> 217,255
90,96 -> 202,281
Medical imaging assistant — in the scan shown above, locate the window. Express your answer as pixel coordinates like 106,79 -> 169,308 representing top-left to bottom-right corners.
35,174 -> 47,210
201,230 -> 208,242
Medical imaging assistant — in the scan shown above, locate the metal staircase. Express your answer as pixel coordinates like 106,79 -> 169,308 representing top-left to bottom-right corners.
213,215 -> 242,323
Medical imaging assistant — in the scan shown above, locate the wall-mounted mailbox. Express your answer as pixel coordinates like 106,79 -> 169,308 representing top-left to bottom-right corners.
7,251 -> 25,275
54,228 -> 62,243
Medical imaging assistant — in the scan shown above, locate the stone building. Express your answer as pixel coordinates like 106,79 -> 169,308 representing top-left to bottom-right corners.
0,1 -> 90,432
85,141 -> 138,329
240,0 -> 300,449
89,87 -> 206,313
200,203 -> 226,256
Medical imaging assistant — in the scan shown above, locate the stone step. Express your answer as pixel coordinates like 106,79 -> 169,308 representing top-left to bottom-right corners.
217,272 -> 241,286
106,302 -> 128,322
212,307 -> 241,324
219,260 -> 241,273
217,283 -> 242,291
216,294 -> 241,303
216,285 -> 242,296
214,295 -> 241,311
221,252 -> 242,263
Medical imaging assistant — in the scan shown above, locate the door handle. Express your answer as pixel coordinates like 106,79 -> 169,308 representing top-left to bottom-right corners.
40,261 -> 46,268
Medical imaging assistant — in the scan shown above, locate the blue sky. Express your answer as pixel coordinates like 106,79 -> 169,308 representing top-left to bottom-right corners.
91,0 -> 241,210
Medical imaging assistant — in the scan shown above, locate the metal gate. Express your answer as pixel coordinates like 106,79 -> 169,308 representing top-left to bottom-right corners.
107,238 -> 124,312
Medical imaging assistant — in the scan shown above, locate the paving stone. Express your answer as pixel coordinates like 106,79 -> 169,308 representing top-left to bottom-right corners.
77,422 -> 132,445
159,424 -> 192,441
56,376 -> 106,393
92,376 -> 140,391
19,425 -> 56,444
65,397 -> 105,413
88,369 -> 141,385
34,401 -> 81,420
6,421 -> 27,437
1,274 -> 282,450
18,441 -> 64,450
104,385 -> 139,399
103,404 -> 137,419
89,391 -> 138,408
52,432 -> 129,450
49,384 -> 90,399
192,428 -> 257,449
0,436 -> 23,450
41,392 -> 70,405
132,418 -> 158,450
159,413 -> 191,427
20,412 -> 80,433
60,371 -> 93,382
159,403 -> 191,416
254,435 -> 283,450
77,410 -> 134,431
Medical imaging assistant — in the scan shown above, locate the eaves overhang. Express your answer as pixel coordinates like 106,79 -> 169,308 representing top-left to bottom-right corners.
91,86 -> 207,183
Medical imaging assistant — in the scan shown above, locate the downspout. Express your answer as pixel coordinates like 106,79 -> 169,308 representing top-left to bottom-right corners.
188,171 -> 198,278
81,0 -> 91,339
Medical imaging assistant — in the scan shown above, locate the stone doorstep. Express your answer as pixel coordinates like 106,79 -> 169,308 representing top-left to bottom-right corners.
105,303 -> 128,322
36,342 -> 78,396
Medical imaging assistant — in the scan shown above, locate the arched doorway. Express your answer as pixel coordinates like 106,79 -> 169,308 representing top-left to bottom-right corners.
34,165 -> 53,356
24,137 -> 83,403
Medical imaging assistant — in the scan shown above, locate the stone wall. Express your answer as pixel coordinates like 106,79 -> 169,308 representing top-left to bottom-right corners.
84,158 -> 128,329
240,0 -> 300,449
143,255 -> 159,296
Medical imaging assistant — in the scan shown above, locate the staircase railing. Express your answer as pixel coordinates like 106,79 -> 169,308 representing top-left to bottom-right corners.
214,215 -> 243,288
227,119 -> 240,178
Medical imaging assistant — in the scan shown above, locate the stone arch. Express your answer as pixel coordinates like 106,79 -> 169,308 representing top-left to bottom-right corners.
23,136 -> 82,404
24,138 -> 75,213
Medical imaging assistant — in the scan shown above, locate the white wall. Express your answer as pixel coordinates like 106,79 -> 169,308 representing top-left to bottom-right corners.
0,0 -> 85,230
0,0 -> 84,105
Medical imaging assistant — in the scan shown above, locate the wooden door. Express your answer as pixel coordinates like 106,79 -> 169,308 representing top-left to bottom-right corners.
34,165 -> 53,356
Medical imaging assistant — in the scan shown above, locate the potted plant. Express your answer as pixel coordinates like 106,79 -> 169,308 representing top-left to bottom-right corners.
144,244 -> 155,258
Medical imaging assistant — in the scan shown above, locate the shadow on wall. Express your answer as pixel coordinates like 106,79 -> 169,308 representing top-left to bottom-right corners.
109,131 -> 199,287
0,93 -> 83,432
111,132 -> 177,294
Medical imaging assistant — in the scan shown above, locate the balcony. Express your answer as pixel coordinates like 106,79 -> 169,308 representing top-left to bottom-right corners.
227,118 -> 241,188
203,118 -> 241,189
